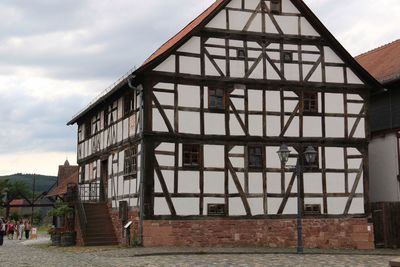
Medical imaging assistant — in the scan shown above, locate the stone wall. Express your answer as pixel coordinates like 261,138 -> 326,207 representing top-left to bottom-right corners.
107,202 -> 139,245
142,217 -> 374,250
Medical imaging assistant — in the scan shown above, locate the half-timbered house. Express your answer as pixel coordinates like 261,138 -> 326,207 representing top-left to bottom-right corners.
68,0 -> 381,249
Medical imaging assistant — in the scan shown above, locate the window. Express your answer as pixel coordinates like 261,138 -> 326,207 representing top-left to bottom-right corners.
207,204 -> 225,216
303,92 -> 318,113
182,144 -> 201,168
270,0 -> 281,14
248,146 -> 263,170
208,88 -> 226,111
124,92 -> 136,116
304,204 -> 321,215
237,48 -> 246,59
124,147 -> 137,179
282,52 -> 293,63
84,120 -> 92,139
92,115 -> 100,135
104,108 -> 109,128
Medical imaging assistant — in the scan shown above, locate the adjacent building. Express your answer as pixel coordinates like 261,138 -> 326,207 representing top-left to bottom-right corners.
68,0 -> 381,249
357,40 -> 400,202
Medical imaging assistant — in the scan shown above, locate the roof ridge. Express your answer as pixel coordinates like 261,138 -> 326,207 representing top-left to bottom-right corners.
356,39 -> 400,58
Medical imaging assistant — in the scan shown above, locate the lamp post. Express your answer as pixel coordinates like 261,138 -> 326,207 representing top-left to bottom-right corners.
277,144 -> 317,254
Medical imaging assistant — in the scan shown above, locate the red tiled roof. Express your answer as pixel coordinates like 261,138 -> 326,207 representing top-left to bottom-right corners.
9,199 -> 26,206
356,39 -> 400,84
141,0 -> 227,67
47,169 -> 79,197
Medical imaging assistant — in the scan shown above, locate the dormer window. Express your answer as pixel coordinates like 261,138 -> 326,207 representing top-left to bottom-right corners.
270,0 -> 281,14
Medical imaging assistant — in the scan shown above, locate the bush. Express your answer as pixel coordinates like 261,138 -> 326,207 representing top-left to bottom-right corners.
10,212 -> 21,222
48,202 -> 73,217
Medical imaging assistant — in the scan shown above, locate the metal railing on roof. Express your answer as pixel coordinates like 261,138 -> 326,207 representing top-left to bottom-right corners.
70,66 -> 137,121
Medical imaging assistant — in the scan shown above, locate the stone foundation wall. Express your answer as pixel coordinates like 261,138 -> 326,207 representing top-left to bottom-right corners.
143,217 -> 374,250
107,202 -> 139,245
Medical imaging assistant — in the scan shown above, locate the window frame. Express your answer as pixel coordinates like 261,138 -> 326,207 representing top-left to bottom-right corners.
123,146 -> 138,180
236,48 -> 246,59
124,91 -> 137,117
248,146 -> 264,171
208,88 -> 226,112
304,204 -> 322,215
282,51 -> 293,63
207,203 -> 226,216
302,92 -> 319,114
182,144 -> 202,169
84,120 -> 92,140
270,0 -> 282,14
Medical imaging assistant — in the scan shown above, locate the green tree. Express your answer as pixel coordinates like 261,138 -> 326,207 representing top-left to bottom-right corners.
0,179 -> 9,206
7,181 -> 33,200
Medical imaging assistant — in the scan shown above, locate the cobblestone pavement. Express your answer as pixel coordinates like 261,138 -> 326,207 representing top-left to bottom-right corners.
0,238 -> 396,267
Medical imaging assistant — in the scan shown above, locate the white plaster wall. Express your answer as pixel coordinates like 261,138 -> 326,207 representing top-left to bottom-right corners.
179,171 -> 200,193
266,146 -> 281,168
303,116 -> 322,137
326,66 -> 344,83
179,111 -> 200,134
177,37 -> 200,54
204,145 -> 224,168
282,0 -> 300,14
324,47 -> 344,64
268,198 -> 282,214
205,113 -> 225,135
248,198 -> 264,215
154,91 -> 174,106
275,16 -> 298,35
266,90 -> 281,112
282,198 -> 297,214
229,172 -> 245,194
285,63 -> 300,81
303,173 -> 323,193
249,173 -> 263,194
206,10 -> 226,29
228,10 -> 251,31
204,172 -> 225,194
325,117 -> 345,138
178,85 -> 200,108
180,56 -> 201,75
229,198 -> 246,215
326,173 -> 345,193
173,198 -> 199,215
300,17 -> 319,36
325,147 -> 344,169
154,55 -> 175,72
347,68 -> 364,84
154,198 -> 170,215
154,170 -> 174,193
266,173 -> 282,193
369,134 -> 400,202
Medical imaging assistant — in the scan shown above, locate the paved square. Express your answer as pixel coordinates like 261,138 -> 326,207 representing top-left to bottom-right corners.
0,238 -> 395,267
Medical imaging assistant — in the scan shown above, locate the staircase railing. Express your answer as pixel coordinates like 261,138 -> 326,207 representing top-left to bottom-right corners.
72,185 -> 88,245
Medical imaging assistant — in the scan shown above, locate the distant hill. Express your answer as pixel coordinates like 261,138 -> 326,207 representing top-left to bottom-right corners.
0,173 -> 57,193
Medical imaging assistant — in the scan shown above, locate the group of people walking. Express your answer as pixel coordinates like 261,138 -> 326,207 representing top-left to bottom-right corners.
0,218 -> 31,245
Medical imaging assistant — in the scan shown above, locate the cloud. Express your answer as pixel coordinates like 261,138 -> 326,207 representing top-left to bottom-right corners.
0,0 -> 399,175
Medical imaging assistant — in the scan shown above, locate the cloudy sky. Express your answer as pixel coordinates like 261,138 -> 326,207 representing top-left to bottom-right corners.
0,0 -> 399,176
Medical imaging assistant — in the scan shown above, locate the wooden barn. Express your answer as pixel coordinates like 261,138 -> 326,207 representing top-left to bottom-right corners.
67,0 -> 382,249
357,39 -> 400,248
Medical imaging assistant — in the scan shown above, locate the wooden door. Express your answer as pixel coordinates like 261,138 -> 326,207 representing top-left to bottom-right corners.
100,160 -> 108,202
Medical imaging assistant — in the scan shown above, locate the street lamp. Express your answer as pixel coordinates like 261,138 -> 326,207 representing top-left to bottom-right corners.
276,144 -> 317,254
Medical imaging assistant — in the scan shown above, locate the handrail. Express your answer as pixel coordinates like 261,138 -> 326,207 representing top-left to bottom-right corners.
74,186 -> 88,245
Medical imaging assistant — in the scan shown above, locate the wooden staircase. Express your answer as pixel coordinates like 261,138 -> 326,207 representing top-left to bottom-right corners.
82,203 -> 118,246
